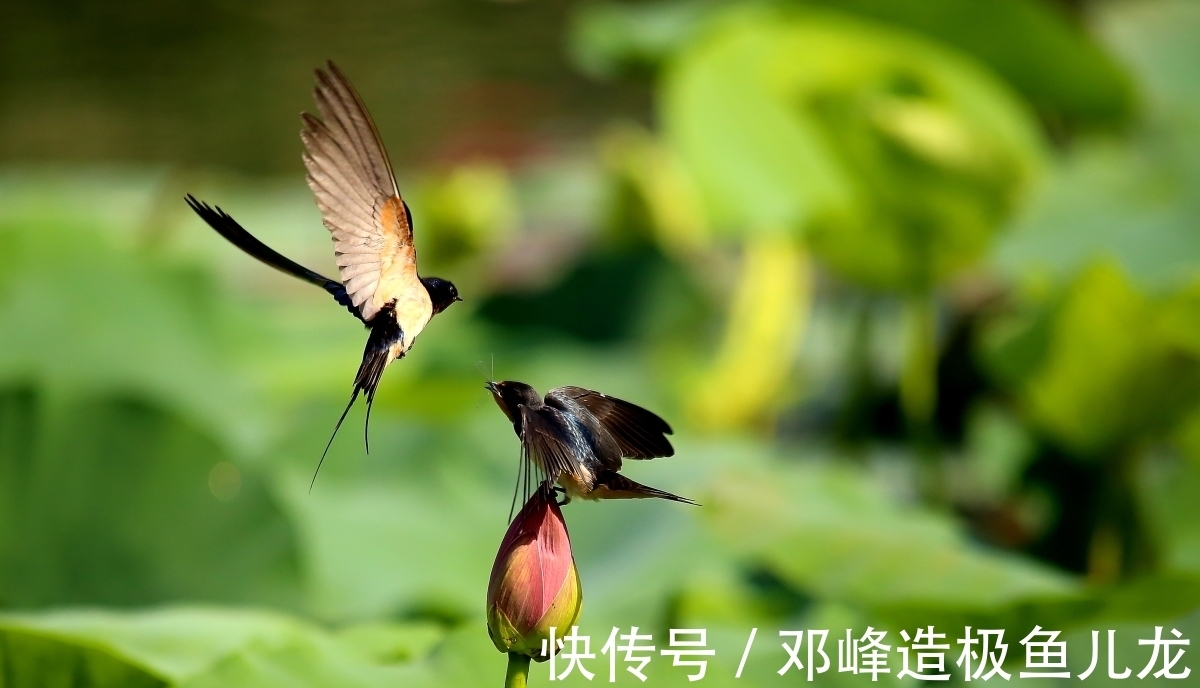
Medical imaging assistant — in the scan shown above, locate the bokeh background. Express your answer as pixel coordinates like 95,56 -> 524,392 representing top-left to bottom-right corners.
1,0 -> 1199,685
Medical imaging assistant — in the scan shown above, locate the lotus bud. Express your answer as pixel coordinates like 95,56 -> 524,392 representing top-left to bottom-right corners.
486,484 -> 583,661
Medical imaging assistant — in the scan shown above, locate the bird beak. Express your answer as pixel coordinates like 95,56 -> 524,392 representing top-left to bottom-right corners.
455,296 -> 463,302
485,381 -> 498,393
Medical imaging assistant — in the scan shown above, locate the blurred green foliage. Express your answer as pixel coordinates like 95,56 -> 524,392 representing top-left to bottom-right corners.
661,5 -> 1044,291
2,0 -> 1200,686
573,0 -> 1135,128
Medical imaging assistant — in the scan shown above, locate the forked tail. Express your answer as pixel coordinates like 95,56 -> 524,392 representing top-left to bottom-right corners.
593,470 -> 699,505
310,307 -> 402,492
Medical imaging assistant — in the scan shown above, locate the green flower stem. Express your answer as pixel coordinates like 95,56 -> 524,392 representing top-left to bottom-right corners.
505,653 -> 531,688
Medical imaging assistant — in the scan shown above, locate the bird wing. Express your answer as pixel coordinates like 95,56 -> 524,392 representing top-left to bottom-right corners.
184,195 -> 363,322
301,61 -> 418,323
547,387 -> 674,459
519,405 -> 583,481
542,390 -> 624,470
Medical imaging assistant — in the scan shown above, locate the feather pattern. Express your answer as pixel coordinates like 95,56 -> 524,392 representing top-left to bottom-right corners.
301,61 -> 427,324
519,405 -> 584,481
546,387 -> 674,459
486,380 -> 691,505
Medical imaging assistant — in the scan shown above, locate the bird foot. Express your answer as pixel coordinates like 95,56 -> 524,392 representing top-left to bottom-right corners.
553,486 -> 571,506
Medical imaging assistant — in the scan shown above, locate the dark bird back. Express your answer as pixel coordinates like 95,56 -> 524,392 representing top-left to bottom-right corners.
485,380 -> 694,505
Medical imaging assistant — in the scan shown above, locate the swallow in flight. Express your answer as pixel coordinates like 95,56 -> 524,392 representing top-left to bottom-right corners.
186,62 -> 461,482
486,381 -> 696,505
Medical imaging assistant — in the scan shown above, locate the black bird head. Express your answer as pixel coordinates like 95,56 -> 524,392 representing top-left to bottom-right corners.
422,277 -> 462,314
485,380 -> 541,430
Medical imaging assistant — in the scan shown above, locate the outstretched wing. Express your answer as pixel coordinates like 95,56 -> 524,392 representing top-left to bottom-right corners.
519,405 -> 583,481
185,195 -> 363,321
301,61 -> 420,322
547,387 -> 674,459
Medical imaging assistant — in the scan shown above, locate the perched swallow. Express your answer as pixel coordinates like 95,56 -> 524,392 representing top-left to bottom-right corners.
186,62 -> 461,480
486,380 -> 696,505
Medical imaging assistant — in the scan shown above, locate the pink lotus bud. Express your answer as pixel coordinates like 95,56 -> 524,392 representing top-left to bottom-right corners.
486,486 -> 583,660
